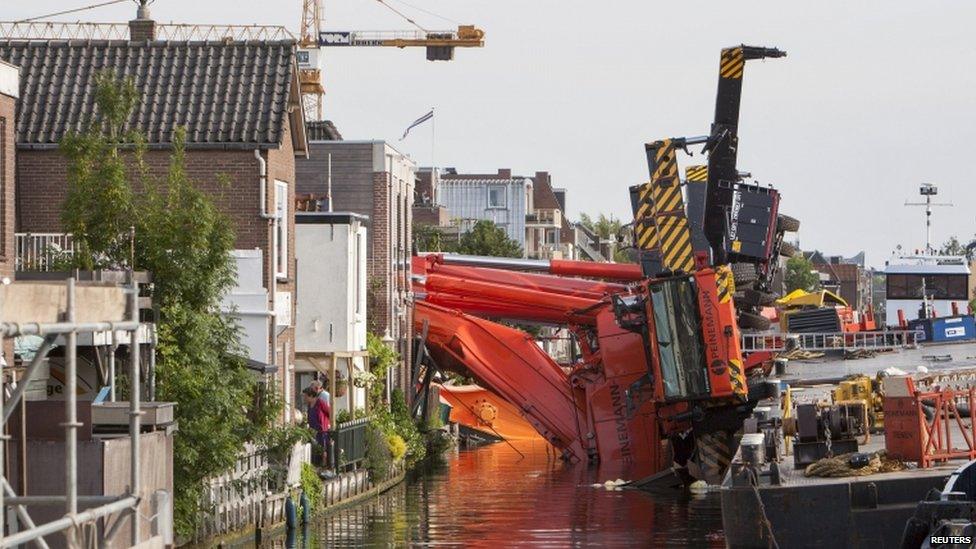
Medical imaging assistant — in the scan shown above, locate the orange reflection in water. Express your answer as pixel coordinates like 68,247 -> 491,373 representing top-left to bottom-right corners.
258,440 -> 725,548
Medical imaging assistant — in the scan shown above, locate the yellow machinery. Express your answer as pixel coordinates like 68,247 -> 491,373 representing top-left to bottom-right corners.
832,374 -> 885,432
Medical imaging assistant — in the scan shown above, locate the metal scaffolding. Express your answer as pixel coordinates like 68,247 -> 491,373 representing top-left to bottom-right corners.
0,277 -> 146,548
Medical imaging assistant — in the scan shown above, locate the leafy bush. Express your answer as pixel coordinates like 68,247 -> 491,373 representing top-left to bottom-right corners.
363,423 -> 393,482
299,462 -> 324,513
363,334 -> 429,473
259,422 -> 313,468
387,434 -> 407,461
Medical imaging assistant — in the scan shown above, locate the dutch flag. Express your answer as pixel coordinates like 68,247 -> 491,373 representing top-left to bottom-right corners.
400,109 -> 434,140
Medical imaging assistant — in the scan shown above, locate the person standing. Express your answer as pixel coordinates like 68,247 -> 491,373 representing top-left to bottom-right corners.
310,378 -> 331,409
303,386 -> 332,468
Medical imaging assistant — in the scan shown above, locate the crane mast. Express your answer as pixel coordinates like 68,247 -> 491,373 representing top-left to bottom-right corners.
299,0 -> 327,120
298,0 -> 484,121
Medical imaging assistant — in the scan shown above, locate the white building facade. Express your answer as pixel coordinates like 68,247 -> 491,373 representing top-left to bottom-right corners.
294,212 -> 369,414
437,176 -> 531,250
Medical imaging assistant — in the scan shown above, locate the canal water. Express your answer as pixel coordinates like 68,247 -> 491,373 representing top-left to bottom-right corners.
260,440 -> 724,548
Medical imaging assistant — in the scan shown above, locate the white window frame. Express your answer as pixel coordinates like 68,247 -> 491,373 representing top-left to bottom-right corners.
274,180 -> 289,279
487,185 -> 507,209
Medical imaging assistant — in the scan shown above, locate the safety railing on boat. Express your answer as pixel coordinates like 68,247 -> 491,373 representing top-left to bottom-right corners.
741,330 -> 920,353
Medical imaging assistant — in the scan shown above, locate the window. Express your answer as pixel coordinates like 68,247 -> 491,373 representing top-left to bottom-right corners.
886,274 -> 969,300
487,185 -> 507,208
649,277 -> 710,400
274,181 -> 288,279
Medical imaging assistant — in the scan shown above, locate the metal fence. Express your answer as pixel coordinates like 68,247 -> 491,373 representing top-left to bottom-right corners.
15,233 -> 74,272
741,330 -> 920,353
333,417 -> 370,471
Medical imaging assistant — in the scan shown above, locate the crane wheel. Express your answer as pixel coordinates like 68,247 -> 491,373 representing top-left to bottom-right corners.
738,311 -> 771,331
777,214 -> 801,233
778,241 -> 797,258
737,288 -> 776,306
730,262 -> 758,286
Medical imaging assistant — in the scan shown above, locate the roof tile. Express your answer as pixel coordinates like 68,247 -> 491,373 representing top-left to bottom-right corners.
0,39 -> 296,148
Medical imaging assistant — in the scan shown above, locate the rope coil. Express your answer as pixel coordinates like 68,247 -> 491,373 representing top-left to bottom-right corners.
804,450 -> 906,478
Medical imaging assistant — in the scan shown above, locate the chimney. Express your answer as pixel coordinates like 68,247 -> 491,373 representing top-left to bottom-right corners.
129,0 -> 156,41
497,168 -> 512,178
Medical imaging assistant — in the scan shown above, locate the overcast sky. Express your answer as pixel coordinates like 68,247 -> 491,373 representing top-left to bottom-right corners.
9,1 -> 976,267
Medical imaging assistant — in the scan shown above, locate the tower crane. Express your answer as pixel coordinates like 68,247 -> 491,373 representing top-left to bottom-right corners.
299,0 -> 485,120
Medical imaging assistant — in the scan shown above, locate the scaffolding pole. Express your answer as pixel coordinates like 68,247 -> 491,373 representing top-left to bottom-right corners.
0,277 -> 146,548
64,279 -> 78,546
128,278 -> 142,546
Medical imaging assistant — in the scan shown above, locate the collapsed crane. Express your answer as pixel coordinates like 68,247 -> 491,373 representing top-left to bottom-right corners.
410,46 -> 795,483
414,253 -> 769,483
630,45 -> 796,331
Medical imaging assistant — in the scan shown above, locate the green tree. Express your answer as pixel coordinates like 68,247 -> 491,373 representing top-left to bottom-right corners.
414,223 -> 448,253
580,212 -> 623,240
784,255 -> 820,292
60,73 -> 276,536
456,220 -> 523,257
942,235 -> 976,261
60,72 -> 140,269
579,212 -> 633,263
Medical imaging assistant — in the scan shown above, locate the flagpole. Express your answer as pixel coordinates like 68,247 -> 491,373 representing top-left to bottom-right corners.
430,106 -> 436,170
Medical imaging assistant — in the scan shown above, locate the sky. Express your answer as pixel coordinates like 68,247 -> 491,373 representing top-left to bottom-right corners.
8,1 -> 976,268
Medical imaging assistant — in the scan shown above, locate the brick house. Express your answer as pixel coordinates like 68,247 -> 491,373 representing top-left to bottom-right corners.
526,171 -> 572,260
413,167 -> 449,226
806,250 -> 872,310
0,19 -> 309,415
295,138 -> 415,395
0,60 -> 15,279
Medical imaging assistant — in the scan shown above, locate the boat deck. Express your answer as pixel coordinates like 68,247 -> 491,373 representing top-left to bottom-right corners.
777,340 -> 976,385
723,344 -> 976,548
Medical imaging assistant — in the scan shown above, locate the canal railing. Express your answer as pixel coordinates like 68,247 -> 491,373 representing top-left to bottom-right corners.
740,330 -> 920,353
196,441 -> 309,541
333,416 -> 371,471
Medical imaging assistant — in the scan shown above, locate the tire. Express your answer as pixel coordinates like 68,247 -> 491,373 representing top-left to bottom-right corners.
777,214 -> 800,233
740,288 -> 776,306
739,311 -> 771,331
730,262 -> 757,286
778,241 -> 797,258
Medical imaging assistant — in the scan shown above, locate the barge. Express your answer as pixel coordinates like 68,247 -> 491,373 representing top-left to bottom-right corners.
722,343 -> 976,548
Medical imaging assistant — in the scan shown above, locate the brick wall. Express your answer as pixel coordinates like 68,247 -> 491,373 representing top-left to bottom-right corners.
369,171 -> 391,334
0,91 -> 13,278
15,136 -> 298,407
368,170 -> 414,395
266,117 -> 297,413
412,205 -> 449,227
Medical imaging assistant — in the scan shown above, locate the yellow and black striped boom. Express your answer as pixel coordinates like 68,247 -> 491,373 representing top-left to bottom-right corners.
630,136 -> 707,276
704,45 -> 785,263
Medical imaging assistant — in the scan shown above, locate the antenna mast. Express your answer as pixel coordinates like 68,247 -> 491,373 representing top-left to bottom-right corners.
905,183 -> 952,255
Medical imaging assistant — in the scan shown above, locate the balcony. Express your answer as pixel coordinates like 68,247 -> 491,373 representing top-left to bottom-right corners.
15,233 -> 75,272
526,242 -> 573,261
525,208 -> 562,228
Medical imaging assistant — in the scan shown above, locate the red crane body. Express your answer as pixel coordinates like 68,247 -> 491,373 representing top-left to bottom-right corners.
413,253 -> 752,481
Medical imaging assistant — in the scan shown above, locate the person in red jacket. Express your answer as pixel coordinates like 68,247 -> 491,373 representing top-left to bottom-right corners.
303,386 -> 332,468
